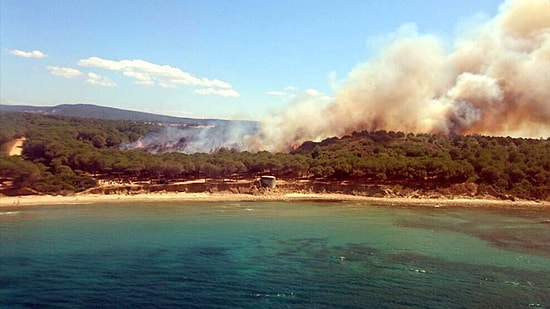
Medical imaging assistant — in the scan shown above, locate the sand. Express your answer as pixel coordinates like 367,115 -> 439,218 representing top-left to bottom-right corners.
6,137 -> 25,156
1,192 -> 549,210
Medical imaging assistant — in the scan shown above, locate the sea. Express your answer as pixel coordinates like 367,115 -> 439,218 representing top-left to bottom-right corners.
1,201 -> 549,308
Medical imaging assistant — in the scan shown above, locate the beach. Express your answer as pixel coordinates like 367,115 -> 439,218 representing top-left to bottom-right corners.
1,191 -> 549,209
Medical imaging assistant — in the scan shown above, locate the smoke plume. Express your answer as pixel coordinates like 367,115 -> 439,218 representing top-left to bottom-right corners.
124,121 -> 257,153
256,0 -> 550,151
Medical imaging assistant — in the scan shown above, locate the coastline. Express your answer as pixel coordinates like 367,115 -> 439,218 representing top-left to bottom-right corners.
1,192 -> 549,210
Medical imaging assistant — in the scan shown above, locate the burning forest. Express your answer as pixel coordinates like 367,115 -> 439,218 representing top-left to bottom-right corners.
124,0 -> 548,154
256,0 -> 550,151
122,121 -> 258,154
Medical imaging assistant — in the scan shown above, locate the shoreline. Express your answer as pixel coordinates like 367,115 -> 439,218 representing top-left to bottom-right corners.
1,192 -> 549,210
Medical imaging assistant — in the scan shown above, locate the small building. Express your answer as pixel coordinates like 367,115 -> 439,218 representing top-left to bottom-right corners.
260,176 -> 276,189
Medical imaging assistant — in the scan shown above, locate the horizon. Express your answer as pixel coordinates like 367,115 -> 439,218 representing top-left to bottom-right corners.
0,102 -> 255,122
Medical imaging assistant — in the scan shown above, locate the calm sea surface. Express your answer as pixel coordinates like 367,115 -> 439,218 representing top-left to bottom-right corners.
1,201 -> 549,308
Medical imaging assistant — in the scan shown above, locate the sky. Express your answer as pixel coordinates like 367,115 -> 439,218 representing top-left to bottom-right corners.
0,0 -> 504,120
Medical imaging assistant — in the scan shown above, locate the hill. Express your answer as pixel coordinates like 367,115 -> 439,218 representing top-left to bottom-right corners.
0,103 -> 258,153
0,103 -> 256,127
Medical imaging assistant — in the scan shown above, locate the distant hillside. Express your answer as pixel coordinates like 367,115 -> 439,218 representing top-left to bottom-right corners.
0,103 -> 256,127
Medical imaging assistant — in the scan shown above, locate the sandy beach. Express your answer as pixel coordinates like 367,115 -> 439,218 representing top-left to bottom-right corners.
1,192 -> 549,210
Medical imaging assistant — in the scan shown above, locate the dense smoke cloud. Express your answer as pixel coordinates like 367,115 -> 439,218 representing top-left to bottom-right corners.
127,0 -> 548,154
256,0 -> 550,151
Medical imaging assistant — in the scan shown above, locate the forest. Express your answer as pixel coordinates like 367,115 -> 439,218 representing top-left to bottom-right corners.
1,111 -> 549,200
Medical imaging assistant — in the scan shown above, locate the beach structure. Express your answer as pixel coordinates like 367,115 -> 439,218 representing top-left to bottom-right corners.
260,176 -> 276,189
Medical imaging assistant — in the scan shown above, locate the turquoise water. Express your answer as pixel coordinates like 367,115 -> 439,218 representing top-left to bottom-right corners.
1,202 -> 549,308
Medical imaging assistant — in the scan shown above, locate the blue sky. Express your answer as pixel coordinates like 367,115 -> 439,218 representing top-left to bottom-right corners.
1,0 -> 503,120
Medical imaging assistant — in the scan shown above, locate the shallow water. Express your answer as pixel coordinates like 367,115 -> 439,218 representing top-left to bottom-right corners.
1,202 -> 549,308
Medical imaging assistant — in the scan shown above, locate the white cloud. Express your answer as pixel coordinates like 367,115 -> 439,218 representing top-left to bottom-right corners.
194,88 -> 240,97
86,72 -> 117,87
9,49 -> 47,58
78,56 -> 232,89
47,66 -> 116,87
47,66 -> 83,79
267,90 -> 287,96
305,88 -> 321,96
267,86 -> 298,97
266,86 -> 332,102
304,88 -> 331,101
267,87 -> 331,102
122,71 -> 154,85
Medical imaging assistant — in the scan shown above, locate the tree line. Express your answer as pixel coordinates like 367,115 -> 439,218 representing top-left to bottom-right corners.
0,111 -> 549,199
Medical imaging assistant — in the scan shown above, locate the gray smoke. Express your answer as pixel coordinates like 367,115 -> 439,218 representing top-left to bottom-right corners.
255,0 -> 550,151
124,121 -> 257,153
126,0 -> 549,154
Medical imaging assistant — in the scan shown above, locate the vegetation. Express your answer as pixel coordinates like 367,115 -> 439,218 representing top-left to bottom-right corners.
1,111 -> 549,200
293,131 -> 550,199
